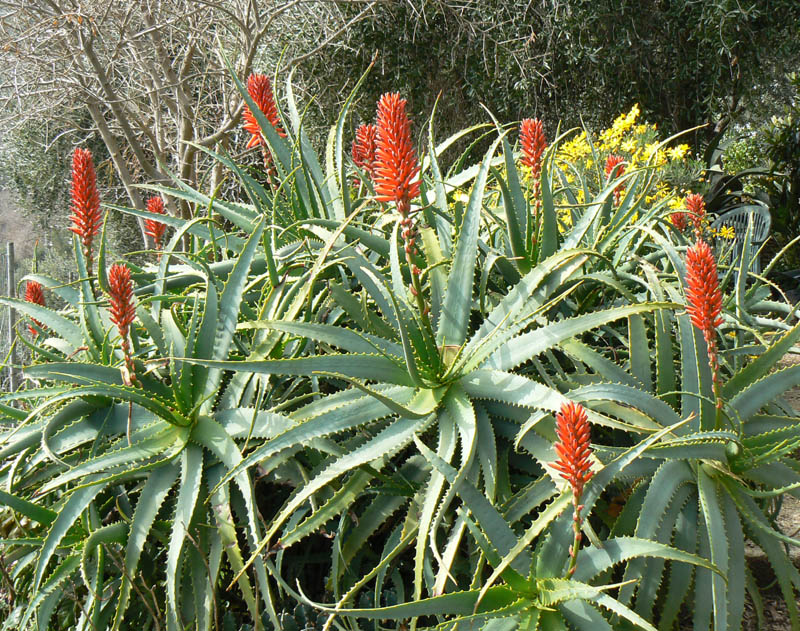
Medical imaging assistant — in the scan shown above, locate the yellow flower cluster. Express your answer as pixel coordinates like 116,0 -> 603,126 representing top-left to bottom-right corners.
597,104 -> 640,153
559,130 -> 592,163
555,104 -> 692,217
712,225 -> 736,240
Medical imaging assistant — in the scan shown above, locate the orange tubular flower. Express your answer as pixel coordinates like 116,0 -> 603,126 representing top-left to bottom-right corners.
69,148 -> 103,272
352,123 -> 378,184
685,193 -> 706,239
108,264 -> 137,381
552,401 -> 594,500
144,196 -> 168,250
685,239 -> 724,410
24,280 -> 46,335
242,73 -> 285,149
373,92 -> 421,214
520,118 -> 547,180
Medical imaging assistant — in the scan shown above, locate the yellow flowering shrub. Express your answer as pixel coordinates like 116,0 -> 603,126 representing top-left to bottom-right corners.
554,104 -> 692,219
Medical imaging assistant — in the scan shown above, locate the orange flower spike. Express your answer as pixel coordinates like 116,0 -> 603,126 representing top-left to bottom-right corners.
520,118 -> 547,180
373,92 -> 421,213
69,148 -> 103,272
685,239 -> 724,413
107,263 -> 137,383
24,280 -> 46,336
352,123 -> 378,184
604,154 -> 625,180
108,264 -> 136,340
144,196 -> 168,250
685,239 -> 723,338
685,193 -> 706,239
553,400 -> 594,576
605,154 -> 626,205
670,211 -> 689,231
242,73 -> 285,149
552,401 -> 594,500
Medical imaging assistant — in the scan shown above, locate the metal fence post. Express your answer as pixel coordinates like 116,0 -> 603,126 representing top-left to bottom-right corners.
6,242 -> 19,393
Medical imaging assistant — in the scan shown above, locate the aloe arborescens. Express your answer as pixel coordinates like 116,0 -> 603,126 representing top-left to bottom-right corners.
69,148 -> 102,274
144,196 -> 168,250
553,401 -> 594,576
107,263 -> 137,384
23,280 -> 45,335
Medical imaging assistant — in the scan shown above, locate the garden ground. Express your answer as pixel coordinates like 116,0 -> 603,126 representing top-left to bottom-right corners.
740,353 -> 800,630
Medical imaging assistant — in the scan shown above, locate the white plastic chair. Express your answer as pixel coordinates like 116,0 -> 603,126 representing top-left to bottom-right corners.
711,204 -> 771,275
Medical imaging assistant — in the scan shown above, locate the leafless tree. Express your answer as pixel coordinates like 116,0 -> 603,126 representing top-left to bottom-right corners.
0,0 -> 377,243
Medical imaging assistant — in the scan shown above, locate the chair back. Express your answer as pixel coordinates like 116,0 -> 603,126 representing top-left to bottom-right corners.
710,204 -> 772,275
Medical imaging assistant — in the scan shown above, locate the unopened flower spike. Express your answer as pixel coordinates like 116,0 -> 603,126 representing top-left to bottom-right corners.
670,211 -> 689,232
107,263 -> 137,385
374,92 -> 421,213
144,196 -> 168,251
520,118 -> 547,233
605,154 -> 626,205
685,193 -> 707,240
24,281 -> 46,336
373,92 -> 432,338
352,123 -> 378,186
520,118 -> 547,180
552,401 -> 594,576
242,73 -> 285,173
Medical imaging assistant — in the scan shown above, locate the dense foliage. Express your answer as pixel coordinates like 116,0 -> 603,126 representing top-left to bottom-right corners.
307,0 -> 800,143
1,64 -> 799,631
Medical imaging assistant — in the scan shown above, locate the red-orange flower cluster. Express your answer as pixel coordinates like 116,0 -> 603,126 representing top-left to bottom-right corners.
685,239 -> 723,410
552,401 -> 594,500
520,118 -> 547,180
352,123 -> 378,184
242,73 -> 285,150
605,154 -> 626,205
108,263 -> 136,339
69,148 -> 102,271
144,196 -> 168,250
685,193 -> 706,239
604,154 -> 625,180
108,263 -> 137,381
670,211 -> 689,231
24,280 -> 46,335
373,92 -> 421,212
685,239 -> 723,341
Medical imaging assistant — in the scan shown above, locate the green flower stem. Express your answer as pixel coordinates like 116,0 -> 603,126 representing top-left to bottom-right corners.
398,199 -> 435,343
566,495 -> 583,578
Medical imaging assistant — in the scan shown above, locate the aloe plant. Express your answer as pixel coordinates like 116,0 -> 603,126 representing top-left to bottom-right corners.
545,229 -> 800,630
0,209 -> 304,630
2,64 -> 799,631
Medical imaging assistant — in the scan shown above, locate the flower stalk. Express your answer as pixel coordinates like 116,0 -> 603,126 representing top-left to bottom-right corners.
552,401 -> 594,576
520,118 -> 547,225
373,92 -> 433,339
